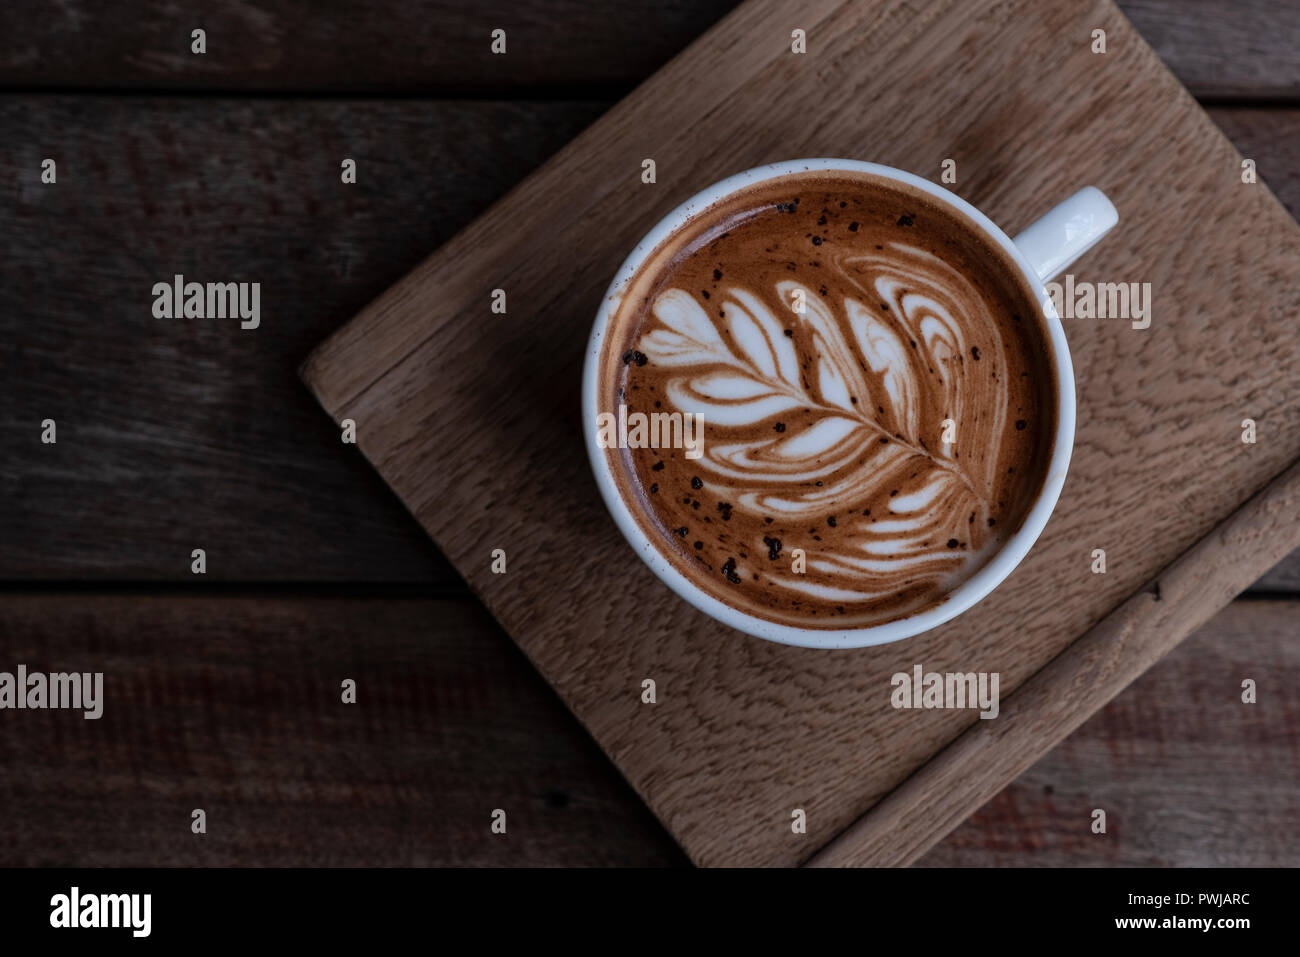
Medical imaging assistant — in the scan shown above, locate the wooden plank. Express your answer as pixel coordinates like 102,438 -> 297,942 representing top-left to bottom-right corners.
808,459 -> 1300,865
0,591 -> 1288,865
0,2 -> 1294,99
1122,0 -> 1300,99
0,592 -> 686,866
921,599 -> 1300,867
0,96 -> 602,581
0,0 -> 735,95
301,0 -> 1300,867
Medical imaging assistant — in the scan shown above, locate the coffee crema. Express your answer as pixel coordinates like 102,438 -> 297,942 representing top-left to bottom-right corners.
598,170 -> 1058,629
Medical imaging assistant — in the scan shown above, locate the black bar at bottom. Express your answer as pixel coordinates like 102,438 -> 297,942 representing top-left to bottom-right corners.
0,867 -> 1273,943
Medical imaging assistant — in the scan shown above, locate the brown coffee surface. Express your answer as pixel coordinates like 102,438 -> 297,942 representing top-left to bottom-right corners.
598,170 -> 1058,629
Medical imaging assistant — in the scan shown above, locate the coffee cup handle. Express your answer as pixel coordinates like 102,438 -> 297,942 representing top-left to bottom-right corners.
1011,186 -> 1119,282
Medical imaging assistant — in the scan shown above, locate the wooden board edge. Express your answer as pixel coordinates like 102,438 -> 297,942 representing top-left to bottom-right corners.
804,457 -> 1300,867
298,351 -> 334,416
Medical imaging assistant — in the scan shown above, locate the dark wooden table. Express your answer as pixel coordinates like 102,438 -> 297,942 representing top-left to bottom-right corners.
1,0 -> 1297,866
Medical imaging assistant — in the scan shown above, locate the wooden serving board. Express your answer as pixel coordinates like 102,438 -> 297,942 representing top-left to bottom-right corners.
302,0 -> 1300,866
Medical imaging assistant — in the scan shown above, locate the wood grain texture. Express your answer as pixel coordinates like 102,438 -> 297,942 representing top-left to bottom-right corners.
922,599 -> 1300,867
0,97 -> 603,581
0,0 -> 736,95
1,99 -> 1295,584
0,590 -> 1288,866
809,458 -> 1300,865
0,1 -> 1293,99
0,592 -> 687,866
302,0 -> 1300,868
1122,0 -> 1300,99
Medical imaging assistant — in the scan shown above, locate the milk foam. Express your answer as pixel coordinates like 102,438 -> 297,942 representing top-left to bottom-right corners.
604,172 -> 1055,628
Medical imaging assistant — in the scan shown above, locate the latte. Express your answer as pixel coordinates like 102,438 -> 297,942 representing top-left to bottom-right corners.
596,170 -> 1058,629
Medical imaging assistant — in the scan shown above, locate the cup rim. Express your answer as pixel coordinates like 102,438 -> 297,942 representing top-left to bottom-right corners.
581,158 -> 1076,649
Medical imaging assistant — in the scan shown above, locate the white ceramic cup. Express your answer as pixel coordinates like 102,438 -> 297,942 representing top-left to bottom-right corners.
582,159 -> 1116,649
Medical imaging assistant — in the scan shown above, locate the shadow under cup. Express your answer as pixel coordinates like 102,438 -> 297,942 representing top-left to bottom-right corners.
584,161 -> 1070,649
